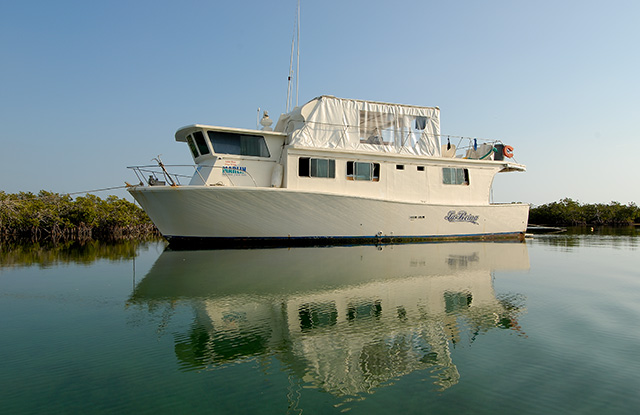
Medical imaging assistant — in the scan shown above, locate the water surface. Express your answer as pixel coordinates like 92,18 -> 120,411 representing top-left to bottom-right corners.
1,229 -> 639,414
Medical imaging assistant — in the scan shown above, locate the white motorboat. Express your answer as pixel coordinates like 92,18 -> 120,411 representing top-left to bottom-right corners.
128,95 -> 528,247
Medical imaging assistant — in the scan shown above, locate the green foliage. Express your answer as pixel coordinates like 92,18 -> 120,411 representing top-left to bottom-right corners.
0,239 -> 147,268
0,190 -> 157,241
530,198 -> 640,226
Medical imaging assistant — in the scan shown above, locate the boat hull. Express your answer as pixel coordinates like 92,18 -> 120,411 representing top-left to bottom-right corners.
129,186 -> 529,247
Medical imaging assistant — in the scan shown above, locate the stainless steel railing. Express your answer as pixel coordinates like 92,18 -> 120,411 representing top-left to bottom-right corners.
127,164 -> 259,187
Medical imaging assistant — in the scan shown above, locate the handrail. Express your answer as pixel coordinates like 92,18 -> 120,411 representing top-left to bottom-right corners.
127,164 -> 260,187
446,137 -> 506,160
127,164 -> 193,186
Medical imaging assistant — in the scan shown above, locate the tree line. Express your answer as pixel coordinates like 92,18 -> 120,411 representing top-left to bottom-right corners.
0,191 -> 158,241
529,198 -> 640,226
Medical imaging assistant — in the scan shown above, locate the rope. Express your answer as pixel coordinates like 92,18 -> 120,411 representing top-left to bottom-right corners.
65,185 -> 130,196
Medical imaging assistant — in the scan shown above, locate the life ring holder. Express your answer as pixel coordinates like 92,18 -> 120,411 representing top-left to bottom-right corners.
503,145 -> 514,158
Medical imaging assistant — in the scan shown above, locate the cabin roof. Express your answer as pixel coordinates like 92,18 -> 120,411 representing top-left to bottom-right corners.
175,124 -> 286,142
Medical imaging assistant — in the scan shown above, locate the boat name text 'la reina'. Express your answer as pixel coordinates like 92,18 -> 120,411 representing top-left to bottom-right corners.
444,210 -> 480,225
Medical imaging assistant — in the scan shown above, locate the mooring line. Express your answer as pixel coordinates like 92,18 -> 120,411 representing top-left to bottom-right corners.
65,185 -> 130,196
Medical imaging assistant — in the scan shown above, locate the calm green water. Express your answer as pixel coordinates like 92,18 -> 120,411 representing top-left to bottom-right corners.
1,229 -> 639,414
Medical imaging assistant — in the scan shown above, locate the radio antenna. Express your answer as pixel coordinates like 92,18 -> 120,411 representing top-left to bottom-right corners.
286,0 -> 300,112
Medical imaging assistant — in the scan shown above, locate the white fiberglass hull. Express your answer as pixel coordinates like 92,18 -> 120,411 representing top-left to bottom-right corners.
129,186 -> 529,246
129,186 -> 529,247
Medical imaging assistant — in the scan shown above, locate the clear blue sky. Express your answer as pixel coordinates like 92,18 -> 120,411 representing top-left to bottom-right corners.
1,0 -> 638,206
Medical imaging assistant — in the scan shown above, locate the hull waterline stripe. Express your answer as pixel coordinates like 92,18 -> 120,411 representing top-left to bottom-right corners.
164,231 -> 525,248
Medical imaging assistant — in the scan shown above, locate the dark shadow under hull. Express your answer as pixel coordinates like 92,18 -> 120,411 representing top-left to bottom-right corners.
165,232 -> 526,250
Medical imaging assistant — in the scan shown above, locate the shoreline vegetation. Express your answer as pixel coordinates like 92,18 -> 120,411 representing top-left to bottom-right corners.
529,198 -> 640,226
0,191 -> 159,243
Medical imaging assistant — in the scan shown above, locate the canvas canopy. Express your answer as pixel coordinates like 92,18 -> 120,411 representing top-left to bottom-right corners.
274,96 -> 441,156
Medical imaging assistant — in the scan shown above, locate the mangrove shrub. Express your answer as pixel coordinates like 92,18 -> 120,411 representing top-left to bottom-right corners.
529,198 -> 640,226
0,190 -> 158,241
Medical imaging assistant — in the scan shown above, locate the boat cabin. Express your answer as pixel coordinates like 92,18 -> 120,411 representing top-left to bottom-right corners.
173,96 -> 523,206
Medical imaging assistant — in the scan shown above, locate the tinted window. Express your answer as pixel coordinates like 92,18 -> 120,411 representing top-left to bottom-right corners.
299,157 -> 335,178
192,131 -> 210,155
298,302 -> 338,331
207,131 -> 270,157
347,161 -> 380,181
299,157 -> 310,176
443,167 -> 469,185
187,136 -> 199,158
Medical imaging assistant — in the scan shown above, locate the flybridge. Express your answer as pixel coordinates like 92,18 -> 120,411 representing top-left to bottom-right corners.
275,95 -> 442,157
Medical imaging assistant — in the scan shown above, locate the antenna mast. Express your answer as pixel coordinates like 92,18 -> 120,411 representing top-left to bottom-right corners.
286,0 -> 300,112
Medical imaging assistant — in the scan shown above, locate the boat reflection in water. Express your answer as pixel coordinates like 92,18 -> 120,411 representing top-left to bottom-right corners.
129,242 -> 529,396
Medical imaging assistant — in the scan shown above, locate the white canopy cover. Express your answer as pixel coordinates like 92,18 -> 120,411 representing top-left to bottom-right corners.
274,96 -> 441,156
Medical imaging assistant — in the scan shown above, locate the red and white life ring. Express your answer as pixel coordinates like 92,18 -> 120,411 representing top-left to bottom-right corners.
503,145 -> 514,158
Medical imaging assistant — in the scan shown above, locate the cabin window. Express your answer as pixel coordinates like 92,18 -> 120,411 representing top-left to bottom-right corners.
186,136 -> 199,158
207,131 -> 270,157
298,157 -> 335,178
359,111 -> 430,147
442,167 -> 469,185
192,131 -> 210,155
444,292 -> 473,313
299,302 -> 338,331
396,164 -> 405,170
347,300 -> 382,321
417,166 -> 425,171
359,110 -> 395,144
346,161 -> 380,181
